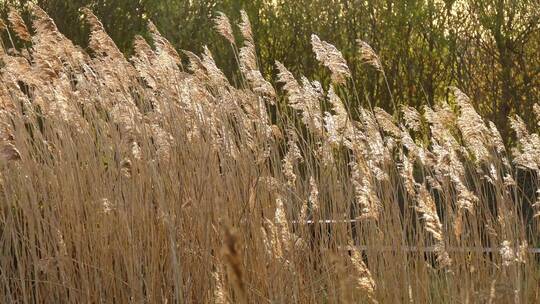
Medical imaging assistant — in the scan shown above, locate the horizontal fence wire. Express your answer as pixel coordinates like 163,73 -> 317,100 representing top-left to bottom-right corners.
338,245 -> 540,254
291,219 -> 540,254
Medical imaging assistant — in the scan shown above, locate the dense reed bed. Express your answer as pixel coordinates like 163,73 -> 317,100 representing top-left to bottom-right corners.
0,5 -> 538,303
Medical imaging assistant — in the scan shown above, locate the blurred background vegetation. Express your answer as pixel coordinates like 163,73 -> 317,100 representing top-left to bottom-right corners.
1,0 -> 539,140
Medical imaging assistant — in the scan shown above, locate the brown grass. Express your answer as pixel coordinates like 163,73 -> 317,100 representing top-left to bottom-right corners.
0,6 -> 539,303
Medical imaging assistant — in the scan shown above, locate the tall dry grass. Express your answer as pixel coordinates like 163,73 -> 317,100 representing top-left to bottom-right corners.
0,5 -> 539,303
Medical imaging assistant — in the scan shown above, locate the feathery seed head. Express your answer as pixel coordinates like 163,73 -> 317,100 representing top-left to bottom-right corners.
311,34 -> 351,85
214,12 -> 235,45
357,40 -> 383,71
8,6 -> 31,42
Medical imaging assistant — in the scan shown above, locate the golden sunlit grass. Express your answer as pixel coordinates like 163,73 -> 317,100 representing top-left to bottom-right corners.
0,5 -> 539,303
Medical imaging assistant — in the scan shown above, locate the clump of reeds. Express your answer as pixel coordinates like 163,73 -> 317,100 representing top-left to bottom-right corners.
0,6 -> 538,304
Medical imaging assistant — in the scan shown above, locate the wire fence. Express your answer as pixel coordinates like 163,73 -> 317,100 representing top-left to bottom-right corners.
291,219 -> 540,254
339,245 -> 540,254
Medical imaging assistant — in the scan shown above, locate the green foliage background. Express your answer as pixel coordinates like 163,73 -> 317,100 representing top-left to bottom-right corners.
2,0 -> 539,140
